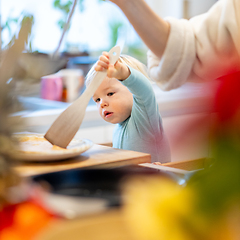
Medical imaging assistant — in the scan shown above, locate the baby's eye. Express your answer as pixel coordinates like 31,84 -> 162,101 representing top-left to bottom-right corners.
94,98 -> 100,103
107,92 -> 114,97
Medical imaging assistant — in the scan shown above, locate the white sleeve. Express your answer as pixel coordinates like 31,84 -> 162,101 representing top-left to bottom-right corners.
148,0 -> 240,91
147,17 -> 195,91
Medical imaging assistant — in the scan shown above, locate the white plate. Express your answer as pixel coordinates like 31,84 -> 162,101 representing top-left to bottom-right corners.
12,133 -> 93,162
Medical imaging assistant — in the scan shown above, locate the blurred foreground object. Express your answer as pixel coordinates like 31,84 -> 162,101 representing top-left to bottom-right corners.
123,72 -> 240,240
0,18 -> 57,240
0,14 -> 33,208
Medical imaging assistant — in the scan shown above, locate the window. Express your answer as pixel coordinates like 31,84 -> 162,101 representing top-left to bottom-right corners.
1,0 -> 147,61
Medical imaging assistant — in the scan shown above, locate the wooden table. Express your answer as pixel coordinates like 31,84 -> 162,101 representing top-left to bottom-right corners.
13,144 -> 151,177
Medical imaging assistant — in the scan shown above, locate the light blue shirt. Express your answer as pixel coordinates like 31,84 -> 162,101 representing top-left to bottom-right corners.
112,66 -> 171,163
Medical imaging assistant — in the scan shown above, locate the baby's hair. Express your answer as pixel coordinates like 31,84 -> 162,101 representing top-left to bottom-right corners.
85,54 -> 150,87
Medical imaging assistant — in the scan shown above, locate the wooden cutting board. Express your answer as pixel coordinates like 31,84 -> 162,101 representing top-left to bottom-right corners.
13,144 -> 151,177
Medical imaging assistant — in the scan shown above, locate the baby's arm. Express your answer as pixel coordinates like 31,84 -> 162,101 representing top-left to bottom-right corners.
95,52 -> 130,81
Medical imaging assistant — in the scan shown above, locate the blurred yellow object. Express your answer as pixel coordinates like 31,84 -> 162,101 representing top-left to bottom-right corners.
122,174 -> 240,240
123,176 -> 196,240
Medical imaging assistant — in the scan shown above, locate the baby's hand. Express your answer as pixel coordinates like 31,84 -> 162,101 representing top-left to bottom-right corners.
95,52 -> 130,80
94,51 -> 110,72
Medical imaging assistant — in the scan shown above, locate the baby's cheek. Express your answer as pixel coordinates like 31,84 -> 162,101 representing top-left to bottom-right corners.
98,107 -> 103,117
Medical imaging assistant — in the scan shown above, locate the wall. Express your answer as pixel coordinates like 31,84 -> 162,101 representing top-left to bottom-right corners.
146,0 -> 217,19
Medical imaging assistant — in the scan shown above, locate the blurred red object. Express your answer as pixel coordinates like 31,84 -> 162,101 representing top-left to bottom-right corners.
214,71 -> 240,124
0,199 -> 56,240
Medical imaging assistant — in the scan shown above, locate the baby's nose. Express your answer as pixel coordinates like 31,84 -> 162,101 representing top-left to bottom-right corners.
100,99 -> 108,107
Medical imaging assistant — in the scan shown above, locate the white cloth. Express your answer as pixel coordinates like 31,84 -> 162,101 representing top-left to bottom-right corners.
148,0 -> 240,91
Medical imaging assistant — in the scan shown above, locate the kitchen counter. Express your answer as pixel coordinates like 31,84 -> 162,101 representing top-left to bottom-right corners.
12,81 -> 216,130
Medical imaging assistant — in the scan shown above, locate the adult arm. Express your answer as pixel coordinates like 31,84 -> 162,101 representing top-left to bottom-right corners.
110,0 -> 240,91
109,0 -> 170,59
147,0 -> 240,90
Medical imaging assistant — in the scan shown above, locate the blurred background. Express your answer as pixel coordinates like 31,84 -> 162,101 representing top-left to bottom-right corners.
1,0 -> 217,61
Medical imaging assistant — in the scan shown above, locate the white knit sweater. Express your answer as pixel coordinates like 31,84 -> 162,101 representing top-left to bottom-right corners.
147,0 -> 240,91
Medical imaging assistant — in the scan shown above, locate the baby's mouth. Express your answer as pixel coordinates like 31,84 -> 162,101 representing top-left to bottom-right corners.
104,111 -> 113,118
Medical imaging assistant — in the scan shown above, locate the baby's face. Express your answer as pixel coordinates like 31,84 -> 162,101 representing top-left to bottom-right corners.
93,77 -> 133,124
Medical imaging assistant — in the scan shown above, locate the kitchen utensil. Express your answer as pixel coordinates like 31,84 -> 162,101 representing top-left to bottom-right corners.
44,46 -> 121,148
18,53 -> 68,79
